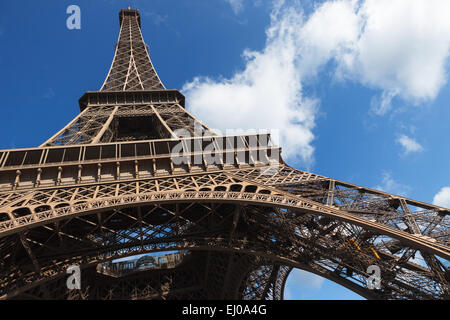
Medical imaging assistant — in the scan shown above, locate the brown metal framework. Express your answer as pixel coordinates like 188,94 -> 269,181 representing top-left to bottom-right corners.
0,8 -> 448,300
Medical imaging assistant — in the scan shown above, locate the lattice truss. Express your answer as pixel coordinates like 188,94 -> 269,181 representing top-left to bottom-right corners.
0,165 -> 448,299
0,8 -> 449,300
101,11 -> 164,91
38,9 -> 213,147
41,102 -> 212,147
42,106 -> 118,146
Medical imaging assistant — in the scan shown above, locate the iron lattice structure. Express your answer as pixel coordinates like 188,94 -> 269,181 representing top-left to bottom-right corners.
0,9 -> 449,300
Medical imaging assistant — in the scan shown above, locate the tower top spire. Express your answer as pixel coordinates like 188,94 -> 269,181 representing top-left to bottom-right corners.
101,8 -> 165,92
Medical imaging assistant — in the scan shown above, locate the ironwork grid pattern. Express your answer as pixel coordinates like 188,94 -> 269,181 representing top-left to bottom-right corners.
0,8 -> 448,300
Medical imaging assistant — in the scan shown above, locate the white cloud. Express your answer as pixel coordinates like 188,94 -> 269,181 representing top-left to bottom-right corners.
374,172 -> 410,196
433,187 -> 450,208
142,11 -> 168,26
43,88 -> 55,99
369,89 -> 398,116
296,0 -> 450,107
396,134 -> 423,155
288,268 -> 324,288
225,0 -> 245,14
284,268 -> 324,300
183,3 -> 317,164
184,0 -> 450,163
296,0 -> 361,79
338,0 -> 450,110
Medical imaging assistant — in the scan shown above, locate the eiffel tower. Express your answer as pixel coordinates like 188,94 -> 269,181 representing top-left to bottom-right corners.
0,8 -> 448,300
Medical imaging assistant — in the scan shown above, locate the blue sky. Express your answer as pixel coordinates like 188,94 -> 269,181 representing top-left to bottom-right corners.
1,0 -> 450,300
